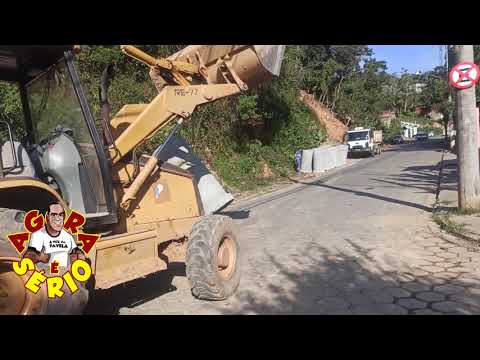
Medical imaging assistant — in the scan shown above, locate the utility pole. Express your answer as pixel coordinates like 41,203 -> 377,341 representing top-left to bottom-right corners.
452,45 -> 480,211
448,46 -> 456,133
445,45 -> 452,139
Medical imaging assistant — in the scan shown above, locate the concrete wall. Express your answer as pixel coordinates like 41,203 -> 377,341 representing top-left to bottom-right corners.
301,144 -> 348,174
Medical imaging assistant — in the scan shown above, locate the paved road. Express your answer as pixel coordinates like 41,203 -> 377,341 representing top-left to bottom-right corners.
88,139 -> 480,314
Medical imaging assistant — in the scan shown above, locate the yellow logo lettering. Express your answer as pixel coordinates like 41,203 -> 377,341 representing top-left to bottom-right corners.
63,271 -> 79,294
47,277 -> 64,298
25,270 -> 47,294
71,259 -> 91,282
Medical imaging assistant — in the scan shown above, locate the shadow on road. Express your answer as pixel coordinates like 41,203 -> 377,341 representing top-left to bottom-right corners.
251,140 -> 447,213
291,179 -> 433,212
85,262 -> 186,315
385,138 -> 448,153
369,160 -> 454,195
322,181 -> 431,211
229,140 -> 446,214
304,140 -> 450,210
216,210 -> 251,220
217,238 -> 480,315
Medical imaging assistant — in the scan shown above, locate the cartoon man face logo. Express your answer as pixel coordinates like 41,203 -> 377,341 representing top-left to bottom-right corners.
24,201 -> 79,270
6,203 -> 102,302
46,203 -> 65,235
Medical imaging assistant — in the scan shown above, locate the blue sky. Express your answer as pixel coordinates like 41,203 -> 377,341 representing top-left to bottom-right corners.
368,45 -> 445,75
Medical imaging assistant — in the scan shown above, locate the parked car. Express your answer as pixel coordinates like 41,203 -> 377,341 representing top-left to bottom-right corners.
416,132 -> 428,141
392,135 -> 403,144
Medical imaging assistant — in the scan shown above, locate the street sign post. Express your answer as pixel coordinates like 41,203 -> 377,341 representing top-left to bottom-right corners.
449,61 -> 480,89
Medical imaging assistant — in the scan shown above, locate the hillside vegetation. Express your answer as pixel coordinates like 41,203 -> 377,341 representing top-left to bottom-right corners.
0,45 -> 453,192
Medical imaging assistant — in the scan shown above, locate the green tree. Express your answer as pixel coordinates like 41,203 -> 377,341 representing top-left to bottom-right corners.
0,82 -> 25,142
419,65 -> 452,135
299,45 -> 371,109
334,58 -> 389,128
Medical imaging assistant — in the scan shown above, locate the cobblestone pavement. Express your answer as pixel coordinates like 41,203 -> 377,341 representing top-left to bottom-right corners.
87,139 -> 480,315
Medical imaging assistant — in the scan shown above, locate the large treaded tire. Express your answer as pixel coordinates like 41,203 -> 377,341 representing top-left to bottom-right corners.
0,207 -> 89,315
0,208 -> 29,315
0,208 -> 26,244
186,215 -> 241,301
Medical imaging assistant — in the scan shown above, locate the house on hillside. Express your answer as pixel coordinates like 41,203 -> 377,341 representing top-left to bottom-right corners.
415,106 -> 429,116
401,121 -> 418,138
379,111 -> 396,127
414,82 -> 426,94
413,71 -> 426,94
428,110 -> 444,122
408,82 -> 426,94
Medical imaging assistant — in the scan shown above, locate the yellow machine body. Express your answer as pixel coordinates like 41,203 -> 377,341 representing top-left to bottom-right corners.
0,44 -> 285,314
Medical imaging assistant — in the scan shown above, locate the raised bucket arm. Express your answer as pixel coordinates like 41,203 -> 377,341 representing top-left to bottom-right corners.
113,45 -> 285,211
109,45 -> 285,164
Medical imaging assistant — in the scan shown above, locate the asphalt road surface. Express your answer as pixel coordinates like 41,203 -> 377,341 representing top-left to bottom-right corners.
88,138 -> 480,315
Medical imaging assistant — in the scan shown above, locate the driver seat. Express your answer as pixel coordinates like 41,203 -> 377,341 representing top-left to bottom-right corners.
1,141 -> 37,178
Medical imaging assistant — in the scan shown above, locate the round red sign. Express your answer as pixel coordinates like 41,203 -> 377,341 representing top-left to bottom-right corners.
449,61 -> 480,89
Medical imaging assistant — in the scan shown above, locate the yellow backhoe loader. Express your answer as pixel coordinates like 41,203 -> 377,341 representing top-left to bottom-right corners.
0,45 -> 285,314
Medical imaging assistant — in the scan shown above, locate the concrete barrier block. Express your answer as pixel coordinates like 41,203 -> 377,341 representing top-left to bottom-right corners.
338,145 -> 344,167
313,145 -> 333,173
300,148 -> 314,173
325,146 -> 337,170
333,144 -> 348,167
161,136 -> 233,214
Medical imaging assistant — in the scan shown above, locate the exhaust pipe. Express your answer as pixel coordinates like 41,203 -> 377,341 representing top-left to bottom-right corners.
99,65 -> 115,146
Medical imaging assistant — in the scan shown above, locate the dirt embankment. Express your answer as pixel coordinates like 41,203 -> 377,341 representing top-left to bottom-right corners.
300,91 -> 347,143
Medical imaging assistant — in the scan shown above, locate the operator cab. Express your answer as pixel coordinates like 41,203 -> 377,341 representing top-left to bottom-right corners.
0,46 -> 116,225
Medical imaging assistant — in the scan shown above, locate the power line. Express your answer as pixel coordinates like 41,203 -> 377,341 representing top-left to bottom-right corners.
439,45 -> 443,68
445,45 -> 448,70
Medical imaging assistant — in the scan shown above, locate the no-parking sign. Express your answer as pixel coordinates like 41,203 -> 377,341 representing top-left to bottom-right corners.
449,61 -> 480,89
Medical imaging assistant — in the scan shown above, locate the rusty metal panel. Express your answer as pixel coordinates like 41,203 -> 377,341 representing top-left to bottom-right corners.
92,217 -> 198,289
130,170 -> 199,223
168,45 -> 285,88
93,232 -> 160,289
113,163 -> 201,230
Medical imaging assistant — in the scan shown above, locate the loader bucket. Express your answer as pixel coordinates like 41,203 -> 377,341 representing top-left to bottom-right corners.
253,45 -> 285,77
168,45 -> 286,89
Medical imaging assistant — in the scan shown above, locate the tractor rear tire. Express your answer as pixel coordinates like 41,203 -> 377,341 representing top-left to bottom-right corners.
0,208 -> 31,315
0,208 -> 26,240
186,215 -> 241,301
0,207 -> 89,315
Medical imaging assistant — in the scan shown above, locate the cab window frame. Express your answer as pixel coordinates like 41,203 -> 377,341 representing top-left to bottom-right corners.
18,51 -> 117,226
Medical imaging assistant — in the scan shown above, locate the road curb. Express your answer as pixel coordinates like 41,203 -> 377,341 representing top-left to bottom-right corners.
429,223 -> 480,251
222,152 -> 386,212
431,148 -> 480,249
223,162 -> 353,212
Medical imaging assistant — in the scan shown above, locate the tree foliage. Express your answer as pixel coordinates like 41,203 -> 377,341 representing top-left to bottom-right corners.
0,44 -> 455,191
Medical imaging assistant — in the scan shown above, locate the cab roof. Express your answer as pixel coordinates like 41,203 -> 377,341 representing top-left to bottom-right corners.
0,46 -> 73,83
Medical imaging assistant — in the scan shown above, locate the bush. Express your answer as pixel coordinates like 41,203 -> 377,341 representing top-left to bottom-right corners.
383,119 -> 403,143
0,45 -> 327,194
